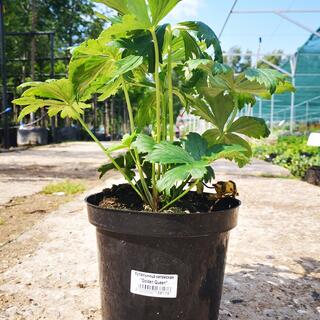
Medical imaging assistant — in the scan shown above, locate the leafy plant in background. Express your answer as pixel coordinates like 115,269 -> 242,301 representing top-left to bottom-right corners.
13,0 -> 294,212
254,136 -> 319,178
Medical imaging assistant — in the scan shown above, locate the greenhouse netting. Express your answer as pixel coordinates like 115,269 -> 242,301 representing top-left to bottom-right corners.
251,28 -> 320,130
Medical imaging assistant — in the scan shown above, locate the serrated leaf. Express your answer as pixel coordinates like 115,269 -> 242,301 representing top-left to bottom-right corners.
157,161 -> 208,192
180,30 -> 203,60
135,92 -> 156,129
14,79 -> 91,121
17,104 -> 43,121
93,0 -> 129,15
107,133 -> 136,153
99,15 -> 148,41
178,21 -> 222,63
149,0 -> 181,25
223,133 -> 252,157
184,132 -> 208,161
227,116 -> 270,139
132,133 -> 156,153
200,91 -> 234,131
145,142 -> 194,164
202,128 -> 221,147
244,68 -> 286,94
204,144 -> 249,166
97,77 -> 122,101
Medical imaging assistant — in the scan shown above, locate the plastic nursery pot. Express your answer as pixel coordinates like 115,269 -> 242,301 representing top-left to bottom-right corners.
86,192 -> 240,320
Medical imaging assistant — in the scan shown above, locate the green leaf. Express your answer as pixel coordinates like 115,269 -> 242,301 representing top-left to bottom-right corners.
107,133 -> 136,153
145,142 -> 194,164
259,81 -> 295,99
127,0 -> 150,26
132,133 -> 156,153
14,79 -> 91,121
179,21 -> 223,63
135,92 -> 156,129
114,55 -> 144,78
93,0 -> 129,15
244,68 -> 287,94
157,161 -> 208,192
201,91 -> 235,131
118,25 -> 168,73
17,104 -> 42,121
227,116 -> 270,139
202,128 -> 220,147
223,133 -> 252,157
97,77 -> 122,101
180,31 -> 203,60
98,152 -> 135,179
184,132 -> 208,161
99,14 -> 148,41
204,144 -> 249,167
149,0 -> 182,25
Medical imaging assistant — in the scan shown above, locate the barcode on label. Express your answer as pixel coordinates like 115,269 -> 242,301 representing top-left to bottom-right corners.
130,270 -> 178,298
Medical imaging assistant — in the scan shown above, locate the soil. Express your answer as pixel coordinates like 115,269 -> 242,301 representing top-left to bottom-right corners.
99,183 -> 238,213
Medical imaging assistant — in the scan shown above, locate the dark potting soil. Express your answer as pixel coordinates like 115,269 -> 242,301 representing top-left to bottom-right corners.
98,184 -> 238,214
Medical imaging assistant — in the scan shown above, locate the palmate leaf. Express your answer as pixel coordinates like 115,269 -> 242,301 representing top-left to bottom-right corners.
244,68 -> 287,94
118,24 -> 168,73
184,132 -> 208,161
149,0 -> 182,25
228,116 -> 270,139
94,0 -> 130,15
134,92 -> 156,129
157,161 -> 208,193
13,79 -> 91,121
132,133 -> 156,153
205,144 -> 248,162
145,141 -> 194,164
141,134 -> 249,192
70,38 -> 143,98
178,21 -> 223,63
99,15 -> 149,42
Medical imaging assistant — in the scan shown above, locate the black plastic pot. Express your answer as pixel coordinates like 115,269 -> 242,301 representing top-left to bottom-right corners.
86,192 -> 240,320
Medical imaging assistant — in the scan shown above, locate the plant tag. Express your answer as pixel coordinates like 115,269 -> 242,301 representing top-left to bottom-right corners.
130,270 -> 178,298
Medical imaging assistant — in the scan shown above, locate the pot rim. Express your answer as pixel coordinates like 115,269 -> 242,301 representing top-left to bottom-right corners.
85,192 -> 241,217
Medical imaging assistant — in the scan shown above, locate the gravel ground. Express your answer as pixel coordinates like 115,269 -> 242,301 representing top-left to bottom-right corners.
0,142 -> 319,320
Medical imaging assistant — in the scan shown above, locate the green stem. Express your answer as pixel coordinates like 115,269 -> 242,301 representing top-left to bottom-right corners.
150,28 -> 162,209
121,78 -> 153,207
121,77 -> 135,133
167,25 -> 174,142
150,28 -> 162,143
76,115 -> 144,200
159,180 -> 200,212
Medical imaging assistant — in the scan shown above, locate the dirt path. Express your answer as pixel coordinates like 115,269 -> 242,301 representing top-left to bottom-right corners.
0,143 -> 319,319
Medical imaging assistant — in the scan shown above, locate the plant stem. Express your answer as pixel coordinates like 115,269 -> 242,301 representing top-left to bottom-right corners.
167,25 -> 174,142
150,28 -> 162,143
121,78 -> 153,207
121,77 -> 135,133
159,180 -> 200,212
150,28 -> 162,209
76,115 -> 144,200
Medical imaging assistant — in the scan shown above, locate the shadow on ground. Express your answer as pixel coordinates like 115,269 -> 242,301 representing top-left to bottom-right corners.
220,257 -> 320,320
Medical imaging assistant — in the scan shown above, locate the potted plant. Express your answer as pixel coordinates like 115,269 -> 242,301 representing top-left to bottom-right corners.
13,1 -> 294,319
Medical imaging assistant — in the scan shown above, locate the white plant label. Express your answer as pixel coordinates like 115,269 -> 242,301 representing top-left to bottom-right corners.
130,270 -> 178,298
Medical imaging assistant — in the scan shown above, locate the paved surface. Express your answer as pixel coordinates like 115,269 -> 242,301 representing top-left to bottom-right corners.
0,142 -> 114,205
0,142 -> 319,320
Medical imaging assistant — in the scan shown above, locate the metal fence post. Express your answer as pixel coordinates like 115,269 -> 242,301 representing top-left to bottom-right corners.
0,0 -> 9,149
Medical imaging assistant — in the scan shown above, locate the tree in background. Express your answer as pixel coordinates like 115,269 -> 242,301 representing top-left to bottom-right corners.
224,46 -> 252,73
257,49 -> 285,68
3,0 -> 106,86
